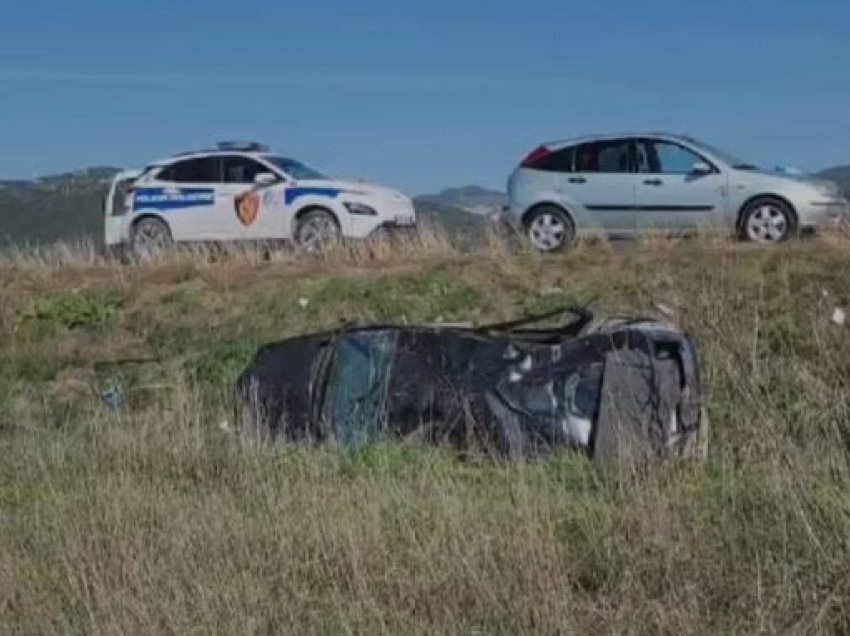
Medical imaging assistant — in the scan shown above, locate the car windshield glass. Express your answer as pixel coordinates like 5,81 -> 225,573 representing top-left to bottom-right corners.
683,138 -> 760,170
324,331 -> 397,446
264,156 -> 328,180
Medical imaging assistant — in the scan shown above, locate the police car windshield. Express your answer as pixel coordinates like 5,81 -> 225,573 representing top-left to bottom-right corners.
265,156 -> 327,180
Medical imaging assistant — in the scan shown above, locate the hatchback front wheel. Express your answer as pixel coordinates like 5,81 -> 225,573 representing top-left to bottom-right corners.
740,198 -> 796,244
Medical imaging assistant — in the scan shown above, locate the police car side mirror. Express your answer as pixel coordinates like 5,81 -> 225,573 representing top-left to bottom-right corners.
254,172 -> 278,186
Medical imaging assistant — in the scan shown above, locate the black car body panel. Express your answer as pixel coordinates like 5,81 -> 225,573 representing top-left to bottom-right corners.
235,308 -> 707,462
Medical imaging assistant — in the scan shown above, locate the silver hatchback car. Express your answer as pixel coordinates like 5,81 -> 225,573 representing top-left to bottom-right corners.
506,133 -> 849,251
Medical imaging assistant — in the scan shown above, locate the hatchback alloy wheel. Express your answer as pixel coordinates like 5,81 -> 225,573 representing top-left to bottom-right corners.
527,207 -> 572,252
744,202 -> 791,243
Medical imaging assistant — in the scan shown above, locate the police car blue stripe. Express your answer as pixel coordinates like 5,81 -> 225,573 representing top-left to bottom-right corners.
284,187 -> 342,206
134,188 -> 215,212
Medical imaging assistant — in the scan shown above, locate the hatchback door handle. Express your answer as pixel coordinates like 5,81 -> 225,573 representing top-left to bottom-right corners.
643,179 -> 663,186
568,177 -> 587,184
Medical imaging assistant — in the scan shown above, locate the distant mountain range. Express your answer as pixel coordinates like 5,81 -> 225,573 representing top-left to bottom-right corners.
415,186 -> 507,218
1,164 -> 846,245
0,167 -> 120,244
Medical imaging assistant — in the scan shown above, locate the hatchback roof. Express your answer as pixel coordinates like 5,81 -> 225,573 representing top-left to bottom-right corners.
543,131 -> 697,149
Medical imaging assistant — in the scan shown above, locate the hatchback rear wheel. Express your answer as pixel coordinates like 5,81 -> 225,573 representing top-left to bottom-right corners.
525,205 -> 574,252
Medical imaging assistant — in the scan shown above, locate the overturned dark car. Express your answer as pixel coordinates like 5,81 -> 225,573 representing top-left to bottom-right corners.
235,307 -> 708,463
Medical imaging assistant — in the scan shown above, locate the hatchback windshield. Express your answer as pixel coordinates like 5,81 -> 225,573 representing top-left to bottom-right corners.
264,156 -> 328,180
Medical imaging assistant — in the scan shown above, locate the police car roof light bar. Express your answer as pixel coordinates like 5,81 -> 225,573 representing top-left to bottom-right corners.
216,141 -> 270,152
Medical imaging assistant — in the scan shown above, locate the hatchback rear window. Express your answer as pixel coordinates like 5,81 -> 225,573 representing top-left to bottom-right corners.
574,141 -> 633,173
534,147 -> 574,173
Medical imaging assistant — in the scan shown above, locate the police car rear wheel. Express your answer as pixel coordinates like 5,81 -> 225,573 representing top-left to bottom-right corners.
130,218 -> 173,261
295,210 -> 340,252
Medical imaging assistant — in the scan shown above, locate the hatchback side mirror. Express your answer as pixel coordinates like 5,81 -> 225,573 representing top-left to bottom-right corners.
254,172 -> 278,186
691,161 -> 713,175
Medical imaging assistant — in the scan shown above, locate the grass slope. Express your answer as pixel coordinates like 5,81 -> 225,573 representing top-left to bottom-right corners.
1,236 -> 850,633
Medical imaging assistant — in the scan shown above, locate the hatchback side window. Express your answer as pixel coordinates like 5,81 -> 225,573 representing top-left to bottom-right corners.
222,156 -> 271,184
158,157 -> 221,183
574,141 -> 633,173
652,142 -> 707,174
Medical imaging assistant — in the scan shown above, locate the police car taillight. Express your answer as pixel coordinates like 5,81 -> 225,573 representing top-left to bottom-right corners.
109,179 -> 137,217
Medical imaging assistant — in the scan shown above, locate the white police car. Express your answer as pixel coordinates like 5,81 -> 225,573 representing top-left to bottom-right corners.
103,142 -> 417,258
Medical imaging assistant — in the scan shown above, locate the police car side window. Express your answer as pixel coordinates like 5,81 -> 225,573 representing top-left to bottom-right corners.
222,156 -> 268,184
159,158 -> 221,183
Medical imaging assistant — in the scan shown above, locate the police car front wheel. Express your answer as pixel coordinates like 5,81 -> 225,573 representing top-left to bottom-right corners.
130,217 -> 173,261
295,210 -> 341,252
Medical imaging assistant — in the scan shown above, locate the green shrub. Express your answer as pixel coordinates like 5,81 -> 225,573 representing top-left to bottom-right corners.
16,291 -> 123,332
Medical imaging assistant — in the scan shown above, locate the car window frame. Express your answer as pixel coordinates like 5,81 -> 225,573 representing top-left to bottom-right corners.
639,138 -> 720,175
220,154 -> 278,185
155,156 -> 223,184
571,139 -> 638,174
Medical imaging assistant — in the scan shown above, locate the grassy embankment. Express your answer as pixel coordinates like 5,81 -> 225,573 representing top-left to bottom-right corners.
1,229 -> 850,634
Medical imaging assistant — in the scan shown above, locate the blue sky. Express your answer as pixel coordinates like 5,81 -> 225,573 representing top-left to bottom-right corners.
1,0 -> 848,193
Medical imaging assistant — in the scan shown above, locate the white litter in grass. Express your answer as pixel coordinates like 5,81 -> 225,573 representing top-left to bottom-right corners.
832,308 -> 846,326
565,414 -> 592,446
219,420 -> 230,431
656,303 -> 675,317
299,297 -> 310,309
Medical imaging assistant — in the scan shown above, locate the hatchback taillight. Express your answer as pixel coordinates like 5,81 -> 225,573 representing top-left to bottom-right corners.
520,145 -> 551,169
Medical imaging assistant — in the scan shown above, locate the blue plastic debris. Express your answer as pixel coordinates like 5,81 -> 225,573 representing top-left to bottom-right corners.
101,384 -> 126,410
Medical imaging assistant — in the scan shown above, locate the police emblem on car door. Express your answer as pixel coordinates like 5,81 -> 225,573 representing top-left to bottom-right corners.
234,190 -> 261,227
221,155 -> 283,237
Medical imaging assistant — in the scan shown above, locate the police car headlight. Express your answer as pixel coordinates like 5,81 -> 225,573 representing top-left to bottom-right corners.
345,202 -> 378,216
